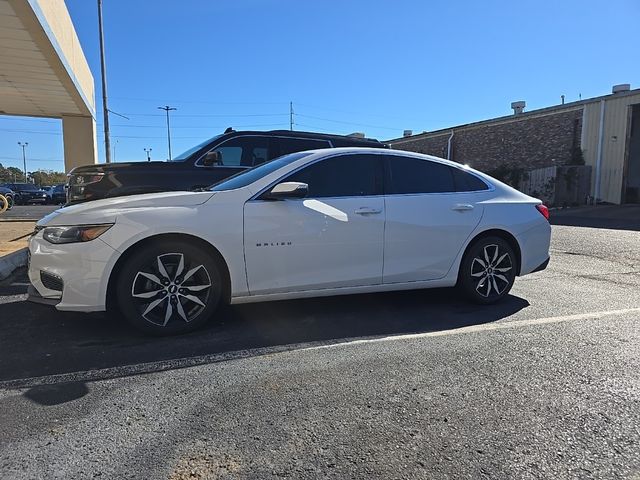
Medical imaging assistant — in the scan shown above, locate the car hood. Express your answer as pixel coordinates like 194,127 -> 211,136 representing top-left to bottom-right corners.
38,191 -> 215,226
69,160 -> 174,174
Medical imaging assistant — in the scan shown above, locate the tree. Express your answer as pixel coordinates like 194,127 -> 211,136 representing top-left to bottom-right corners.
29,170 -> 67,186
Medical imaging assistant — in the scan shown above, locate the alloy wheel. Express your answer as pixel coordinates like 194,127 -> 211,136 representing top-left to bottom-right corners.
469,244 -> 513,298
131,252 -> 212,327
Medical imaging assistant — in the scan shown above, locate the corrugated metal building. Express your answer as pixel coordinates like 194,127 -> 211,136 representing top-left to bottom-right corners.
389,85 -> 640,204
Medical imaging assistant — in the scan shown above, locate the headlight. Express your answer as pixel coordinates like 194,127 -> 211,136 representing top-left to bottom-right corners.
71,173 -> 104,185
42,224 -> 113,244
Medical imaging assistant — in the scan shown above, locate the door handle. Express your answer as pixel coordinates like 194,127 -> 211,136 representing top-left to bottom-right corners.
355,207 -> 382,215
452,203 -> 474,211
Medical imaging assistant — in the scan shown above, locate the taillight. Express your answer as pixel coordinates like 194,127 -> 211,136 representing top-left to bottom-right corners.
536,204 -> 550,221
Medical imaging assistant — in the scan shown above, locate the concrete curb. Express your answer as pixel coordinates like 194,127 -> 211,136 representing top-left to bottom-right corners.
0,248 -> 28,281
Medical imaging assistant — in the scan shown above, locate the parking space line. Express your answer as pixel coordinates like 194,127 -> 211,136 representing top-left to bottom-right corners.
309,307 -> 640,351
2,307 -> 640,390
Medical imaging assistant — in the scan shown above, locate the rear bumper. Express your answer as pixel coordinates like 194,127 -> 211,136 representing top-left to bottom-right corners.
516,221 -> 552,276
531,257 -> 550,273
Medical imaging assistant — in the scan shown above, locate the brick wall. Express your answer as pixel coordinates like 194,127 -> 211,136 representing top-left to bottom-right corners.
390,108 -> 584,174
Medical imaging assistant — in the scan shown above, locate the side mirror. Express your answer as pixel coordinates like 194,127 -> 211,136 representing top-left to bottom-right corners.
202,150 -> 222,167
264,182 -> 308,200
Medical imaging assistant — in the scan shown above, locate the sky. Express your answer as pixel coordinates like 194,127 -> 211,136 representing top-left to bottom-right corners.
1,0 -> 639,172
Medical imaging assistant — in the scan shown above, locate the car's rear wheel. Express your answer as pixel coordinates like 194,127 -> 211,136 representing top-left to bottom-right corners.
6,195 -> 14,210
115,240 -> 222,335
459,236 -> 516,304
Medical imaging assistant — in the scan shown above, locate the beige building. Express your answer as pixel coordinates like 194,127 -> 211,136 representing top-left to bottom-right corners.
0,0 -> 97,172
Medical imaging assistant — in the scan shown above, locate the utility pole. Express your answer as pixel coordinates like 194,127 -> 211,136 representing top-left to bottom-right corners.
97,0 -> 111,163
289,101 -> 294,131
18,142 -> 28,182
144,148 -> 152,161
158,105 -> 177,160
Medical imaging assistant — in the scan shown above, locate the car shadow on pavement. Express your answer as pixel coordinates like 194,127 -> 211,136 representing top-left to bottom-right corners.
0,286 -> 529,388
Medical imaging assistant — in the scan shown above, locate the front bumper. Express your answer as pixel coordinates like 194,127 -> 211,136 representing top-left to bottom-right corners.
28,231 -> 119,312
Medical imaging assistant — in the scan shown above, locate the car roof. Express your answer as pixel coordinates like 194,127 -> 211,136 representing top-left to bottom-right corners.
224,129 -> 385,145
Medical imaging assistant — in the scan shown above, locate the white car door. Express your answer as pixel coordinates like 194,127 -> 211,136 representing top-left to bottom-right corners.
383,155 -> 487,283
244,154 -> 385,295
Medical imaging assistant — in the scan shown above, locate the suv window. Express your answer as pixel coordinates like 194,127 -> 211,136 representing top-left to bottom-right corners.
386,156 -> 456,194
451,167 -> 489,192
14,183 -> 40,192
283,154 -> 383,198
203,136 -> 269,167
271,137 -> 331,158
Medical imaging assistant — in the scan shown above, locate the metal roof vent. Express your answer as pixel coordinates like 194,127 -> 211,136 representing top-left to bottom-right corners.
403,130 -> 413,137
511,101 -> 526,115
612,84 -> 631,94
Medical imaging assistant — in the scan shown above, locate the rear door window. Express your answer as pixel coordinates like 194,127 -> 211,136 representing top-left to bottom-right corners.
451,168 -> 489,192
386,155 -> 456,194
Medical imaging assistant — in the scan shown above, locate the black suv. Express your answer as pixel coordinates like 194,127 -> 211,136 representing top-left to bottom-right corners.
67,130 -> 387,204
0,183 -> 48,205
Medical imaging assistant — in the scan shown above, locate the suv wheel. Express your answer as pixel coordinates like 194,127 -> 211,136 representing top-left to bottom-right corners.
115,240 -> 222,335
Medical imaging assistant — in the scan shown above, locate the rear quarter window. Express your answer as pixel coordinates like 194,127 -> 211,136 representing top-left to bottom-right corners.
452,168 -> 489,192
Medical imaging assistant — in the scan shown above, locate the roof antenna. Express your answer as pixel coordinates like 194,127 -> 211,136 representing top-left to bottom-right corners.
224,127 -> 235,134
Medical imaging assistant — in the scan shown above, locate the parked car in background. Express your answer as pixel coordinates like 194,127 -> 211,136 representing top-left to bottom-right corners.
0,183 -> 48,205
45,184 -> 66,204
30,148 -> 551,336
66,129 -> 387,204
0,185 -> 15,210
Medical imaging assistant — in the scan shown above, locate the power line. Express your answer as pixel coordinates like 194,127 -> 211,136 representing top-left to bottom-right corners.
110,112 -> 288,118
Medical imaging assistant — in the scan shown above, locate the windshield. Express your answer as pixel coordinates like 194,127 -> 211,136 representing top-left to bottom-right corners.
209,151 -> 313,192
170,135 -> 223,161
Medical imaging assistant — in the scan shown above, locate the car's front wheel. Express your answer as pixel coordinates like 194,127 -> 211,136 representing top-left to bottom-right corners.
115,240 -> 222,335
459,236 -> 517,304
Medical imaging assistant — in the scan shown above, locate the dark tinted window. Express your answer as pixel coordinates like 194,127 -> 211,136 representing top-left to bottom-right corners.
13,183 -> 39,192
203,136 -> 269,167
386,156 -> 455,194
284,154 -> 382,197
451,168 -> 489,192
272,137 -> 331,158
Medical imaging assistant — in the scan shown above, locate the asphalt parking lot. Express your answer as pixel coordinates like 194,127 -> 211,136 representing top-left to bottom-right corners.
0,211 -> 639,479
1,204 -> 59,221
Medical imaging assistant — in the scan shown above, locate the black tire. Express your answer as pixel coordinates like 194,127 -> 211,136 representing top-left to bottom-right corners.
115,240 -> 222,335
458,236 -> 517,304
6,195 -> 13,210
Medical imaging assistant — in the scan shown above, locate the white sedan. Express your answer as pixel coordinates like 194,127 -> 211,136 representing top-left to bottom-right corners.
28,148 -> 551,335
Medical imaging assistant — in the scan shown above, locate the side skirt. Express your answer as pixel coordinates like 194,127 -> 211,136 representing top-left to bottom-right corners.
230,278 -> 458,305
